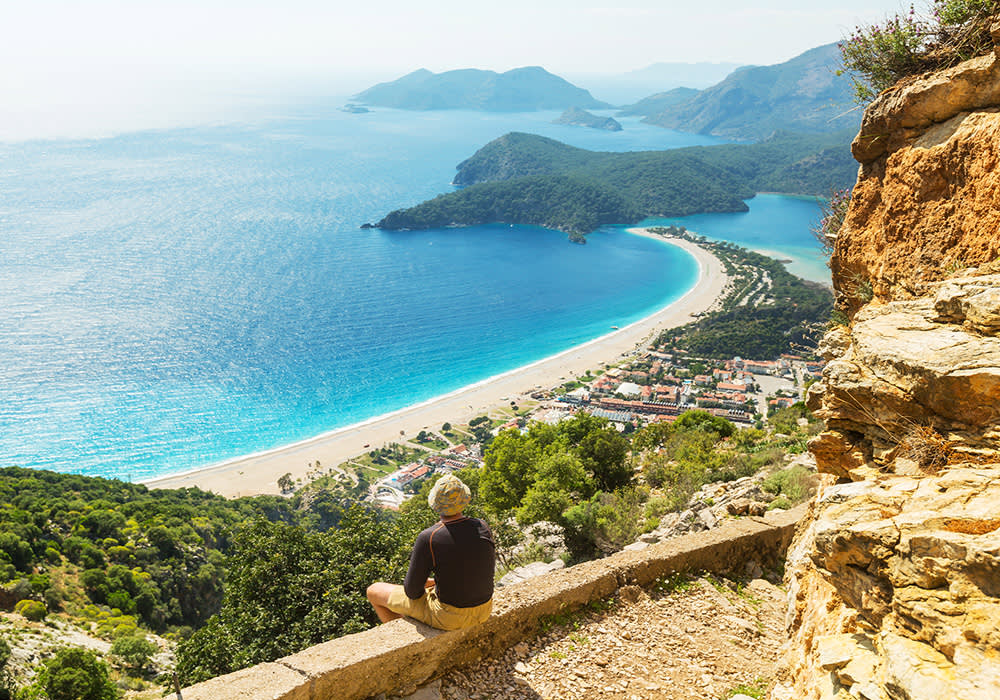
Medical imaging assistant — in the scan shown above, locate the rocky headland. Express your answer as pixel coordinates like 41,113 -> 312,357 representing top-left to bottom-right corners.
553,107 -> 623,131
773,47 -> 1000,700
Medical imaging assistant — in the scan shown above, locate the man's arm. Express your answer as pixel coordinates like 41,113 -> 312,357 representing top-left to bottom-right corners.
402,532 -> 432,599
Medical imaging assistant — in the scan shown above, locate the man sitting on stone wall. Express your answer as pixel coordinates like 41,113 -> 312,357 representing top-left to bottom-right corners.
366,474 -> 495,630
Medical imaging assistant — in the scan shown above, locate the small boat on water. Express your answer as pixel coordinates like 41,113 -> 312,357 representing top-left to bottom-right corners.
611,325 -> 619,330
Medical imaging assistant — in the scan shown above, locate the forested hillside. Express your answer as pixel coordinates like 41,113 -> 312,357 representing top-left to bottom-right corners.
1,403 -> 820,690
375,130 -> 857,236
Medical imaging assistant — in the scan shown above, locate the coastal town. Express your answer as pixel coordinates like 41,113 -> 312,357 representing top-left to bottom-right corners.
363,347 -> 825,510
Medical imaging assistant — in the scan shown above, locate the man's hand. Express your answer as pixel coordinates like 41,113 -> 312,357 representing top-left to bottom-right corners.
424,578 -> 435,588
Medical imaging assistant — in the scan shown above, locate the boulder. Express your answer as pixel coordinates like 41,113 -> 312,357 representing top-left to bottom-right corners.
727,498 -> 752,516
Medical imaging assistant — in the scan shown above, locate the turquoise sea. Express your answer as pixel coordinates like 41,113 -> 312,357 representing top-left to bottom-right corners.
0,105 -> 827,481
647,194 -> 831,283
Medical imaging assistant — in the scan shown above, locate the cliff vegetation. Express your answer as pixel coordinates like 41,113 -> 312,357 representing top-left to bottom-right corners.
840,0 -> 1000,101
775,7 -> 1000,698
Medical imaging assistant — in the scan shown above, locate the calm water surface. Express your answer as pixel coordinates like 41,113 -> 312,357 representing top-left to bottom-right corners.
0,107 -> 824,480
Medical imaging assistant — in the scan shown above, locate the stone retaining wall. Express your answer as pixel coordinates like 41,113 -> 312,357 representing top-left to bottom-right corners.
182,505 -> 806,700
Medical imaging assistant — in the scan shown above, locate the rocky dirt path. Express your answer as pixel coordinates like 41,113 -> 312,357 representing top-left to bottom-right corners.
434,575 -> 786,700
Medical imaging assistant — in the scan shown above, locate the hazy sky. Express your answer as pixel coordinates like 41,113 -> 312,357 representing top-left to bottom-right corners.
3,0 -> 911,139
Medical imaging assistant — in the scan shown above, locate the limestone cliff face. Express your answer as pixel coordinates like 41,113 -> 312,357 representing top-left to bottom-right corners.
773,51 -> 1000,700
832,52 -> 1000,313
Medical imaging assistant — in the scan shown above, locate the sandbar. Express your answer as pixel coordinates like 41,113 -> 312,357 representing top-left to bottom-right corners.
143,231 -> 727,498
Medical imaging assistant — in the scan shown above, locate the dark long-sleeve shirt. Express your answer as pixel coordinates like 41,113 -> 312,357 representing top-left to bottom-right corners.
403,516 -> 495,608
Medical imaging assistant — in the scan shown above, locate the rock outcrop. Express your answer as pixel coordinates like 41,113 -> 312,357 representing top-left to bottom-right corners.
832,53 -> 1000,313
774,50 -> 1000,700
638,455 -> 816,547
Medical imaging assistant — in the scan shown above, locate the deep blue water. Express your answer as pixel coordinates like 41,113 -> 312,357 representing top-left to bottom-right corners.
0,108 -> 825,481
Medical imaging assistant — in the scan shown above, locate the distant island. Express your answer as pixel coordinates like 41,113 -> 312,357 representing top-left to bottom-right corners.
371,130 -> 858,238
553,107 -> 622,131
341,104 -> 371,114
353,66 -> 610,112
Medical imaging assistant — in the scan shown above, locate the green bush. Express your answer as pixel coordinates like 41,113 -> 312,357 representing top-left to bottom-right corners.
562,487 -> 647,558
176,505 -> 409,685
750,447 -> 787,472
762,466 -> 817,505
111,634 -> 158,672
43,587 -> 62,612
768,496 -> 793,511
768,402 -> 812,435
841,11 -> 927,102
841,0 -> 1000,102
644,496 -> 674,521
30,647 -> 119,700
14,599 -> 46,622
673,410 -> 736,438
641,427 -> 727,502
0,533 -> 33,572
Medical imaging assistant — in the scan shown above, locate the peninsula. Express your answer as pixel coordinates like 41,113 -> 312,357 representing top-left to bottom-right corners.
373,130 -> 857,237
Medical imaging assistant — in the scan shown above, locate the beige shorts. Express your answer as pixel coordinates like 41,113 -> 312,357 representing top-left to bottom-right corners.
386,585 -> 492,631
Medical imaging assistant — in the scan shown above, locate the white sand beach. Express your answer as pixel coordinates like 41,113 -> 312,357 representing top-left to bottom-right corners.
143,231 -> 728,497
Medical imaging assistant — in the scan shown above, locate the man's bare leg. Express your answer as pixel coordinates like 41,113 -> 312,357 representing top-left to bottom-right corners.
366,582 -> 403,623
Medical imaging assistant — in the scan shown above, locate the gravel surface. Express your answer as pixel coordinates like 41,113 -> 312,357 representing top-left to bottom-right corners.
436,575 -> 785,700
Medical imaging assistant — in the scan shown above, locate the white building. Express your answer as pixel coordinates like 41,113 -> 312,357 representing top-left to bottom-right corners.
616,381 -> 642,398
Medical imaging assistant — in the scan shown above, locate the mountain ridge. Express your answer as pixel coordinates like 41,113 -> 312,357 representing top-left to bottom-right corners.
640,43 -> 860,140
568,61 -> 741,104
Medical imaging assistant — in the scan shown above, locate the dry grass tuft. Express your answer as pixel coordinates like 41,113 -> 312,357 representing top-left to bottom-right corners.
897,424 -> 954,472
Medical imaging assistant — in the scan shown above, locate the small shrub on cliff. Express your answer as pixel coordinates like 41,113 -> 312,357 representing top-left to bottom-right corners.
841,9 -> 928,102
726,678 -> 768,699
812,188 -> 851,258
762,465 -> 817,505
843,272 -> 874,305
841,0 -> 1000,101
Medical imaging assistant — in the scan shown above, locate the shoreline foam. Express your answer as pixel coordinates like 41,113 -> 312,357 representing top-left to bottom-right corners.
143,231 -> 728,497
